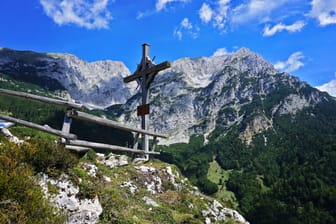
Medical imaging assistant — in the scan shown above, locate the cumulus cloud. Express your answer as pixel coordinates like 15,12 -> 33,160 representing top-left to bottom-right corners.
39,0 -> 112,29
199,3 -> 213,23
263,20 -> 306,36
316,78 -> 336,97
199,0 -> 230,29
174,18 -> 200,40
181,17 -> 192,29
309,0 -> 336,26
212,47 -> 229,57
274,52 -> 305,73
231,0 -> 290,24
156,0 -> 189,11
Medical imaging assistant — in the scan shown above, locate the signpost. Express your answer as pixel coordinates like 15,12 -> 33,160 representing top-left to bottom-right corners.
124,44 -> 171,158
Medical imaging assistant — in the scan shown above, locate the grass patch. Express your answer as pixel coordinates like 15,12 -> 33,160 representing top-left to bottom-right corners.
207,159 -> 238,208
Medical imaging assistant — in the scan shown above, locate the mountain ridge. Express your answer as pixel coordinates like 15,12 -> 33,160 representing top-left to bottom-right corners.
0,47 -> 330,144
0,48 -> 137,109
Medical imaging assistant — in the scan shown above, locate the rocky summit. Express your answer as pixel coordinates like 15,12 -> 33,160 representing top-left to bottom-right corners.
113,48 -> 327,144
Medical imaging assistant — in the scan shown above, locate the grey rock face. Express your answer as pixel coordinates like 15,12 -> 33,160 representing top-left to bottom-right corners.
0,48 -> 137,109
116,48 -> 326,144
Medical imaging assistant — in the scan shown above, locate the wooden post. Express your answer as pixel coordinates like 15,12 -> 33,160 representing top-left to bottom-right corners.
133,132 -> 139,149
152,136 -> 157,152
141,43 -> 150,159
62,110 -> 72,134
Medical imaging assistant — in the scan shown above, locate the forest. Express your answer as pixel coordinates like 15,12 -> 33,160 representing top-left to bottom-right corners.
159,94 -> 336,223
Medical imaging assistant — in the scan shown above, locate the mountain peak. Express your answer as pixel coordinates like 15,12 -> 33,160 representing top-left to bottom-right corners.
235,47 -> 253,55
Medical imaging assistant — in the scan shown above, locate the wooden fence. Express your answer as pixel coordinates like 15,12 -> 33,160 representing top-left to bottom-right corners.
0,88 -> 166,155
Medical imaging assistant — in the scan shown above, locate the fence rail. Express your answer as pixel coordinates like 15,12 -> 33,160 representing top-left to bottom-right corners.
0,88 -> 166,155
0,88 -> 84,110
0,113 -> 77,140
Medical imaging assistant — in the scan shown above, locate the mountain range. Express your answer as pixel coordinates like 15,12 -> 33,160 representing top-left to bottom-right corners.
0,47 -> 335,223
0,47 -> 328,144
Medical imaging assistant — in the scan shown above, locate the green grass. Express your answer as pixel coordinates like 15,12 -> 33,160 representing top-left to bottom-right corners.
207,159 -> 238,208
10,126 -> 59,141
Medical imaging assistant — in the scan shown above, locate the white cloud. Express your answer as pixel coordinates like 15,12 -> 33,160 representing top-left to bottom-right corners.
212,47 -> 229,57
263,20 -> 306,36
231,0 -> 289,24
181,18 -> 192,29
214,0 -> 230,29
316,78 -> 336,97
174,18 -> 200,40
156,0 -> 189,11
39,0 -> 112,29
316,73 -> 336,97
199,3 -> 213,23
274,52 -> 305,73
136,11 -> 146,20
173,29 -> 183,40
309,0 -> 336,26
199,0 -> 230,29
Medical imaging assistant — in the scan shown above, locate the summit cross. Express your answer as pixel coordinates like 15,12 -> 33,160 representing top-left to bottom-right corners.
123,44 -> 171,157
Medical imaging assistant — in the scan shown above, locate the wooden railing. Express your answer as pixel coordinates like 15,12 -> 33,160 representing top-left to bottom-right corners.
0,88 -> 166,155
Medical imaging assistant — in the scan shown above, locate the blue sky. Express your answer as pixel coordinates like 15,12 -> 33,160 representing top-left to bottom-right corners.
0,0 -> 335,94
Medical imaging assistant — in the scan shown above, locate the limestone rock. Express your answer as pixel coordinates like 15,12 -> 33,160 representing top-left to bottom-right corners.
1,128 -> 23,144
97,153 -> 128,168
120,181 -> 138,195
142,196 -> 159,207
38,173 -> 103,224
202,199 -> 249,224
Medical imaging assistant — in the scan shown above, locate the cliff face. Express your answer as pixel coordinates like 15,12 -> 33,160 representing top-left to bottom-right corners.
0,48 -> 136,109
113,48 -> 326,144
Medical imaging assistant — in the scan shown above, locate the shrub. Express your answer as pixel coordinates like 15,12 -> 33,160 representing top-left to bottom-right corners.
26,139 -> 78,177
198,177 -> 218,195
0,141 -> 66,223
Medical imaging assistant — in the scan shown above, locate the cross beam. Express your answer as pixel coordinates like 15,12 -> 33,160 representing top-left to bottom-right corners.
123,61 -> 171,83
123,44 -> 171,158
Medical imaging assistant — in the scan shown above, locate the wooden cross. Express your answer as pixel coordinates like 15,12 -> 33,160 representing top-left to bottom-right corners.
124,43 -> 171,157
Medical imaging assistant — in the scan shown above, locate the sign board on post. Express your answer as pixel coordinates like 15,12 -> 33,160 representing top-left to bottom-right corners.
137,104 -> 150,116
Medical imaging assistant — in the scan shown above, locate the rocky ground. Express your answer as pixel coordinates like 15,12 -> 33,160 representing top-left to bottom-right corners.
38,151 -> 249,224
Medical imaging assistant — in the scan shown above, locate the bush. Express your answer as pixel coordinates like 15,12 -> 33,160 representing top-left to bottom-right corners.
0,141 -> 66,223
198,177 -> 218,195
26,139 -> 78,177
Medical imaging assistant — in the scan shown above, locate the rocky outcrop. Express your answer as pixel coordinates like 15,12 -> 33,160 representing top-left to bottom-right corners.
240,114 -> 273,145
96,152 -> 128,168
0,128 -> 23,144
38,152 -> 248,224
202,200 -> 249,224
38,173 -> 103,224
